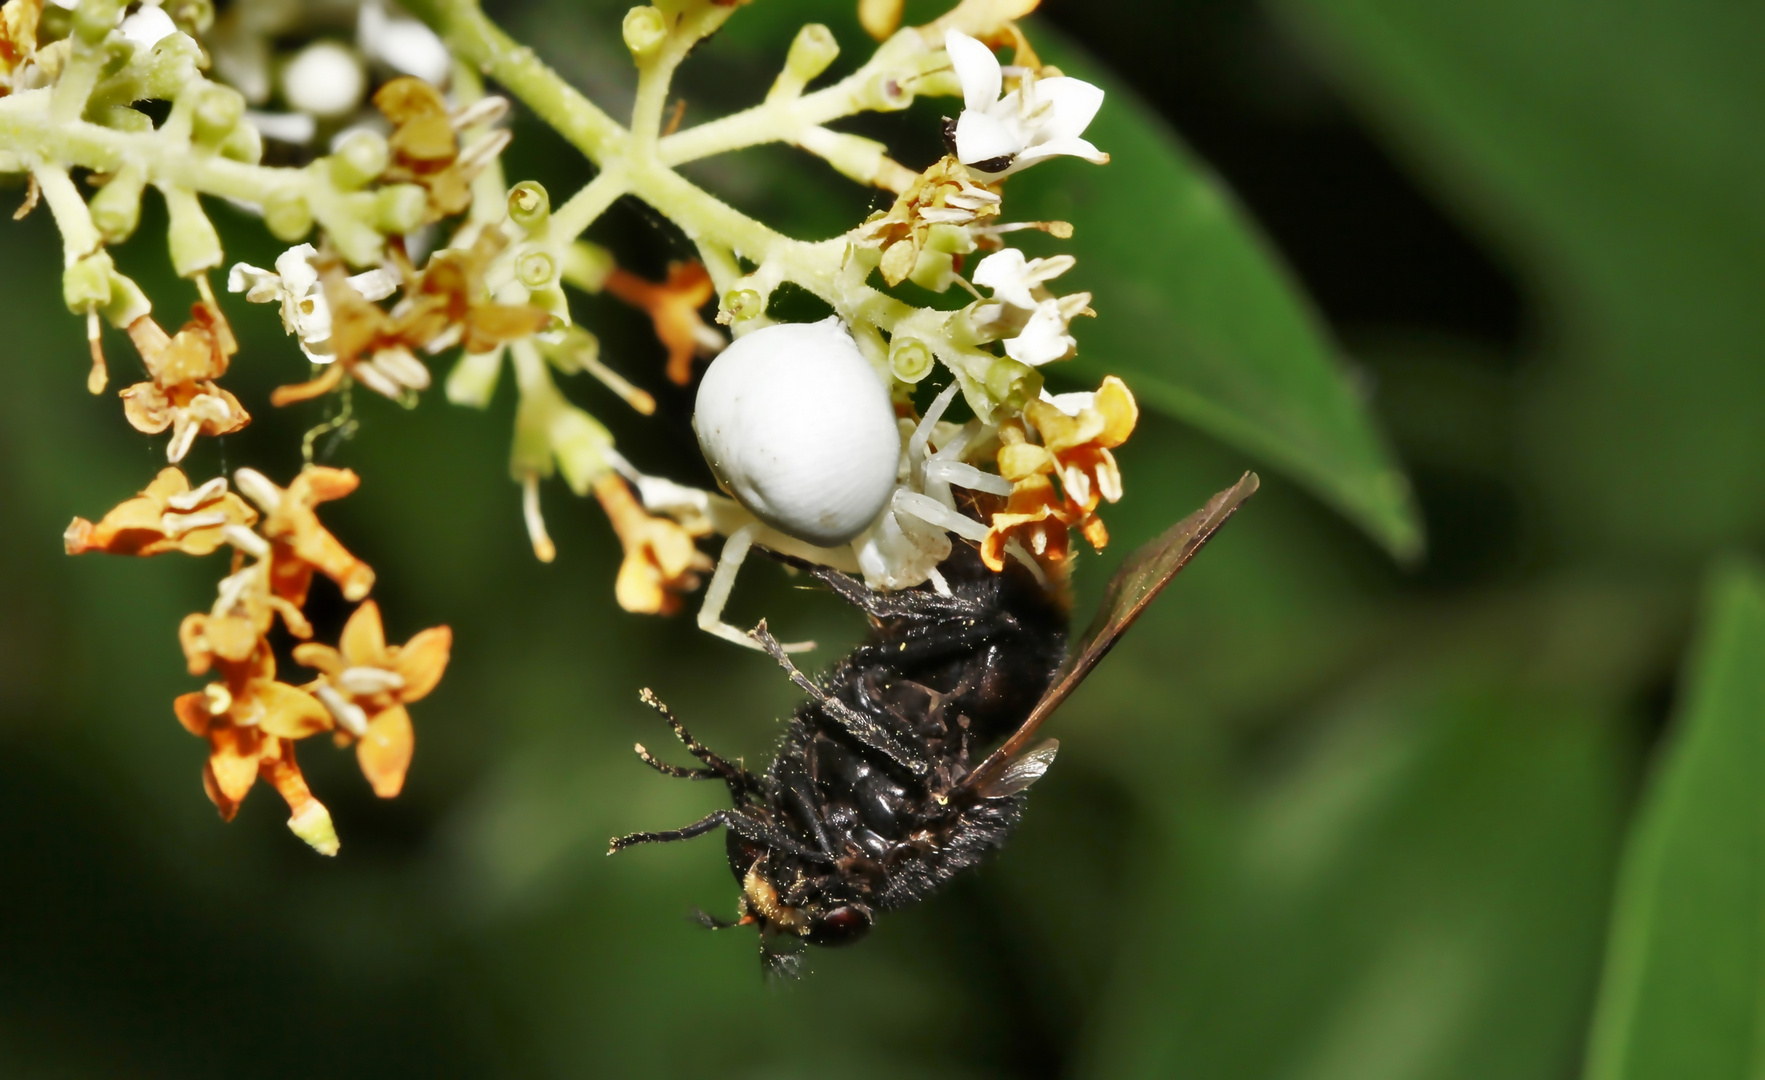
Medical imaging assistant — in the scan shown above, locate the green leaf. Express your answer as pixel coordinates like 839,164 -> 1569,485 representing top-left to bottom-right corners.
1080,662 -> 1627,1080
1586,562 -> 1765,1080
1012,29 -> 1423,562
1274,0 -> 1765,559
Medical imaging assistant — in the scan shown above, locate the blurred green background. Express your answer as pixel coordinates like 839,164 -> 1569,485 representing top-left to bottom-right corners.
3,0 -> 1763,1076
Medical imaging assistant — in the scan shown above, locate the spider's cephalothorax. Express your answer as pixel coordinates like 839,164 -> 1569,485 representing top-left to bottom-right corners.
609,475 -> 1259,975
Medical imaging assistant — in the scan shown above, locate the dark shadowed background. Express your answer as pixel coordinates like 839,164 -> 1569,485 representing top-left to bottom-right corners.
2,0 -> 1761,1076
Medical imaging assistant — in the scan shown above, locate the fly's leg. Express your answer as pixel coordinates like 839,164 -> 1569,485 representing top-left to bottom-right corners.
638,688 -> 764,802
796,560 -> 983,622
608,808 -> 825,861
750,620 -> 930,776
699,524 -> 814,652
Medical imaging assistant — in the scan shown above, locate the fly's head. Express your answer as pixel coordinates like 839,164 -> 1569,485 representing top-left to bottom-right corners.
723,838 -> 875,974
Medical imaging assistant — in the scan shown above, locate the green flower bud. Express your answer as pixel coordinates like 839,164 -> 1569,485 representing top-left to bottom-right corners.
219,119 -> 263,165
517,249 -> 557,289
985,356 -> 1043,413
723,288 -> 763,321
101,268 -> 152,328
73,0 -> 125,45
89,164 -> 147,244
551,404 -> 614,495
192,83 -> 244,145
562,241 -> 614,293
924,223 -> 976,255
543,326 -> 600,374
330,130 -> 390,189
447,349 -> 505,409
163,186 -> 222,277
263,188 -> 314,243
786,24 -> 839,82
508,181 -> 550,229
889,337 -> 934,383
137,34 -> 203,99
622,6 -> 668,58
865,69 -> 914,112
908,249 -> 956,293
374,184 -> 429,235
63,253 -> 115,313
93,105 -> 154,133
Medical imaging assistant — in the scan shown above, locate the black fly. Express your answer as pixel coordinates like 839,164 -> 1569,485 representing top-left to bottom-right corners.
608,473 -> 1259,975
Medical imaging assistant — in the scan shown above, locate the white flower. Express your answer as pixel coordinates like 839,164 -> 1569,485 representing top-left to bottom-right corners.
118,6 -> 179,51
945,30 -> 1108,179
971,249 -> 1089,366
227,245 -> 398,362
972,249 -> 1075,310
1005,299 -> 1079,366
358,0 -> 452,86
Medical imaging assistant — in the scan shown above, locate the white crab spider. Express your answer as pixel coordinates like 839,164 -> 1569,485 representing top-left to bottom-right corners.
680,319 -> 1011,651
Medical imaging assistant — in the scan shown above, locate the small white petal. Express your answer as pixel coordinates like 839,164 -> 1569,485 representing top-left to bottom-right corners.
954,111 -> 1020,168
227,263 -> 282,303
243,110 -> 318,146
1015,136 -> 1109,170
972,249 -> 1036,309
1004,299 -> 1076,366
1031,77 -> 1106,141
1040,389 -> 1095,416
274,245 -> 321,294
119,7 -> 178,51
944,31 -> 1002,115
347,268 -> 399,302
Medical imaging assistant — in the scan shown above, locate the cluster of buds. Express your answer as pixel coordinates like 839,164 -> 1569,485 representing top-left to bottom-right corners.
67,466 -> 450,854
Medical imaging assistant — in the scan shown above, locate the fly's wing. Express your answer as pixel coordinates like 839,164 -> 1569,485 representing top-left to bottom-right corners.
963,472 -> 1259,795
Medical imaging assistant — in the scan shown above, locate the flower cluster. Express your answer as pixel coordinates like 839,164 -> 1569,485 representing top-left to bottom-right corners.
68,466 -> 450,854
8,0 -> 1145,845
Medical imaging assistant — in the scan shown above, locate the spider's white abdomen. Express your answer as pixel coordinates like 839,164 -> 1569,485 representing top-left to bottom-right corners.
694,318 -> 900,548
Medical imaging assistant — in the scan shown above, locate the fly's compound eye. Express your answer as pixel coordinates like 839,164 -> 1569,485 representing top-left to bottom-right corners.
806,903 -> 873,947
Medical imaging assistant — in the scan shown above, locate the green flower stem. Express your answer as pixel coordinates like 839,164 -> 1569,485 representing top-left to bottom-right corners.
31,163 -> 100,266
656,38 -> 950,168
404,1 -> 933,346
400,0 -> 626,165
629,5 -> 735,150
549,167 -> 630,246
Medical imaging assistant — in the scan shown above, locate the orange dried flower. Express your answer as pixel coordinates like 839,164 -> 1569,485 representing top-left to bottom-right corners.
235,466 -> 377,603
980,471 -> 1072,574
294,600 -> 452,798
375,76 -> 510,220
172,642 -> 339,854
983,376 -> 1138,572
594,473 -> 714,615
65,467 -> 257,557
119,304 -> 248,462
602,261 -> 721,386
